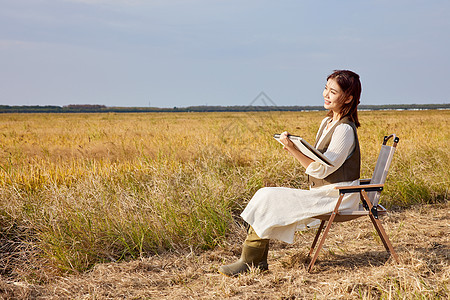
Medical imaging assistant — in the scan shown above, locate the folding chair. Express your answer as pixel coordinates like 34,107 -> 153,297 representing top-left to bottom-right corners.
307,134 -> 400,272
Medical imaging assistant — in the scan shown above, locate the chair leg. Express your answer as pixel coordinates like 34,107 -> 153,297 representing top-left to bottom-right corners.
309,220 -> 326,256
308,194 -> 344,272
369,215 -> 400,263
360,190 -> 400,264
307,216 -> 337,272
369,215 -> 390,251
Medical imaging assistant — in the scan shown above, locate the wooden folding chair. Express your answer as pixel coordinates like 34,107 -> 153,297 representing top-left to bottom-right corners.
307,134 -> 401,272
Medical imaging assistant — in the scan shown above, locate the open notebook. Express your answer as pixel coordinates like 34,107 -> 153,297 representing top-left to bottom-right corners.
273,134 -> 334,167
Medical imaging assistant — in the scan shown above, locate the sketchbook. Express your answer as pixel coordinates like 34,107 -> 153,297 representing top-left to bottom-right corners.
273,134 -> 334,167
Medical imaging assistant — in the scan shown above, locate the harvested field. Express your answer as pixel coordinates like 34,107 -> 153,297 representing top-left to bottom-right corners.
1,202 -> 448,299
0,110 -> 448,299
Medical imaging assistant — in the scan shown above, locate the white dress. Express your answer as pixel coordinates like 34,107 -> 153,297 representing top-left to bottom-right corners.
241,118 -> 360,244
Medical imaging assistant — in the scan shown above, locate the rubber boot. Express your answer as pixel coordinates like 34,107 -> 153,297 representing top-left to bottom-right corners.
218,226 -> 269,276
247,226 -> 269,270
257,242 -> 269,271
249,225 -> 269,271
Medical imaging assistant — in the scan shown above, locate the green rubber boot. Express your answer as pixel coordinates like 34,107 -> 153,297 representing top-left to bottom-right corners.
257,242 -> 269,271
218,226 -> 269,276
218,244 -> 266,276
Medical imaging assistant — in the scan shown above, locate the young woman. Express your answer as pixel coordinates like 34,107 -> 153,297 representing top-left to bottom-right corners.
219,70 -> 362,276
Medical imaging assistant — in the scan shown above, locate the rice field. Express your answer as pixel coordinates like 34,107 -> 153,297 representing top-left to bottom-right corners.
0,110 -> 448,294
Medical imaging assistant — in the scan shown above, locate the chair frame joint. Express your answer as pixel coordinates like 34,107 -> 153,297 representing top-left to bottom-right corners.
371,206 -> 378,219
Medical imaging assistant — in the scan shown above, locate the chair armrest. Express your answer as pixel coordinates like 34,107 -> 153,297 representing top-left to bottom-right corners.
334,183 -> 384,194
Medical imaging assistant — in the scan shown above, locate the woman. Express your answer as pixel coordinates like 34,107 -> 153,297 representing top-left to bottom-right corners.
219,70 -> 362,276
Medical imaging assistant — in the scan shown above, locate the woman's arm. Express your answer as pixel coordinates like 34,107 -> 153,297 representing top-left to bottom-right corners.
279,131 -> 314,169
305,123 -> 355,179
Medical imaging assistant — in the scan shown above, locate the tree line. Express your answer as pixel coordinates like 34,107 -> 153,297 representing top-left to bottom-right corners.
0,103 -> 448,113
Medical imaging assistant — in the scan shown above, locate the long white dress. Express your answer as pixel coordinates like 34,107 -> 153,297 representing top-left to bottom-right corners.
241,118 -> 360,244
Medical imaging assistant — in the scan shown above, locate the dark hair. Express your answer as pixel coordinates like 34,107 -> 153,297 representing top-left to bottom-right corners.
326,70 -> 361,127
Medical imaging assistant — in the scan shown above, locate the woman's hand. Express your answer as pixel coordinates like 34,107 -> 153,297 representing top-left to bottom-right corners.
279,131 -> 314,169
279,131 -> 295,150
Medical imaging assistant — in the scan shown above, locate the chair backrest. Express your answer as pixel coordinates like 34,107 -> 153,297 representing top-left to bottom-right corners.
368,134 -> 399,206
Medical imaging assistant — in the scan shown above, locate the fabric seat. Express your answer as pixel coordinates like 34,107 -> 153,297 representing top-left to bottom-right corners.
307,134 -> 400,272
313,203 -> 388,222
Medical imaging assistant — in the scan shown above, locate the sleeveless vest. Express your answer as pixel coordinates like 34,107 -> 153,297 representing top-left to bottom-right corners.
308,117 -> 360,188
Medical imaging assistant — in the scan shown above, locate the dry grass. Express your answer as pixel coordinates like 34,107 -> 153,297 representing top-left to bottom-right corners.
0,110 -> 448,298
1,202 -> 447,299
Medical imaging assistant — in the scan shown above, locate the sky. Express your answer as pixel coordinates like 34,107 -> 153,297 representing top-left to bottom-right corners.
1,0 -> 449,108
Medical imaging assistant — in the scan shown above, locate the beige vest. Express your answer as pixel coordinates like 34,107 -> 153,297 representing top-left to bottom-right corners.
308,117 -> 360,188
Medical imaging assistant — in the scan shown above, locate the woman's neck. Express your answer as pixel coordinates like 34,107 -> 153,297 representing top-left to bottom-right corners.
332,112 -> 341,122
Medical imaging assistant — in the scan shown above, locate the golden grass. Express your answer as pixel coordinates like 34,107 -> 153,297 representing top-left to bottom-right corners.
0,110 -> 448,290
1,202 -> 448,299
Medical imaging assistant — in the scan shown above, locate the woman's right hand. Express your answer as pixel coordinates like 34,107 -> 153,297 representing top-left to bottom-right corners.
279,131 -> 294,150
279,131 -> 314,168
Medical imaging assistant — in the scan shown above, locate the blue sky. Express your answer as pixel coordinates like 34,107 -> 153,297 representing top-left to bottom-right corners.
1,0 -> 449,107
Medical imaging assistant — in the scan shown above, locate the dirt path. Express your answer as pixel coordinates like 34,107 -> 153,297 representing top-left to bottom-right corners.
1,203 -> 448,299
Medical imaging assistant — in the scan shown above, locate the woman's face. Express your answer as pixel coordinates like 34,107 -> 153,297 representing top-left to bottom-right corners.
323,78 -> 345,114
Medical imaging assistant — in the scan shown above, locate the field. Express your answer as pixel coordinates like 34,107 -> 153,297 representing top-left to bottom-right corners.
0,110 -> 448,299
